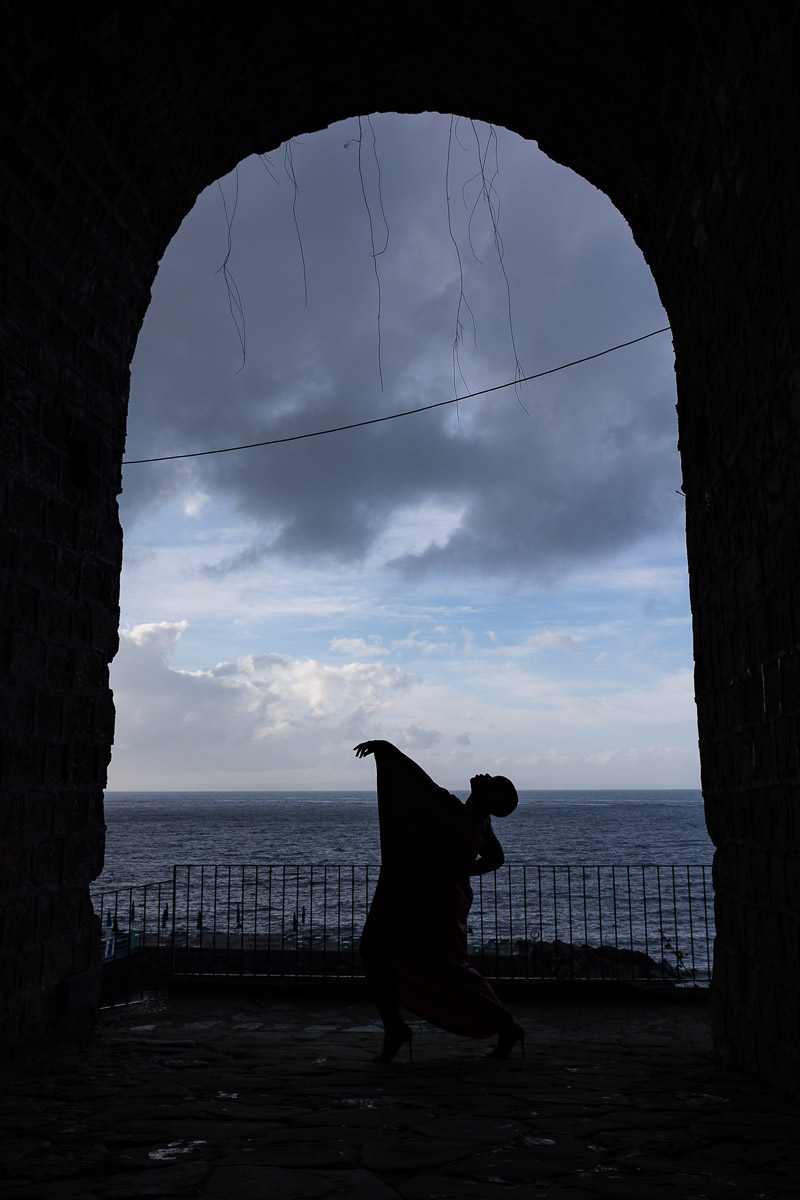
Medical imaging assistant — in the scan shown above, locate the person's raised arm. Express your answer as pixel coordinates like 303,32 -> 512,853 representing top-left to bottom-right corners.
353,740 -> 440,796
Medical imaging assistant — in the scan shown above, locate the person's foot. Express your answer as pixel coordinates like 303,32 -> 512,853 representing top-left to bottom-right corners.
373,1022 -> 413,1063
487,1022 -> 525,1059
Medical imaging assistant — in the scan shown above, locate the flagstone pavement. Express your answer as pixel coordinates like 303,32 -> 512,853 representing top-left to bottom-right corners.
1,989 -> 799,1199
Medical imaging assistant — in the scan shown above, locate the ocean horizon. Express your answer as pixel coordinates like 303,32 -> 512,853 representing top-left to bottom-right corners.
95,788 -> 712,894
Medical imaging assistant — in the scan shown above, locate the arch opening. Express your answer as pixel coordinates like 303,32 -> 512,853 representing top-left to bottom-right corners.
97,114 -> 708,905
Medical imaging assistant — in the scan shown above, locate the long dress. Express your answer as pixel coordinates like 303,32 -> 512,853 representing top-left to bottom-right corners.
359,741 -> 513,1038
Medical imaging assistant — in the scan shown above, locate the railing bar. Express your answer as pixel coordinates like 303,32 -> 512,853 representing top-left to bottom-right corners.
552,866 -> 558,968
671,865 -> 680,983
321,864 -> 327,978
266,866 -> 272,977
253,866 -> 260,978
521,865 -> 529,981
209,866 -> 216,976
477,874 -> 485,977
336,866 -> 342,978
596,865 -> 604,981
662,868 -> 666,979
503,868 -> 510,979
492,869 -> 499,980
685,865 -> 696,982
142,882 -> 150,1002
537,865 -> 543,980
566,866 -> 574,980
703,864 -> 711,980
186,865 -> 192,973
581,866 -> 589,980
309,865 -> 315,979
151,882 -> 158,993
199,867 -> 206,977
279,865 -> 286,977
626,865 -> 633,961
121,886 -> 129,1002
116,888 -> 124,1003
641,865 -> 649,980
347,868 -> 351,981
367,868 -> 371,979
618,868 -> 623,979
116,888 -> 125,1002
293,866 -> 299,976
222,864 -> 229,978
237,865 -> 244,977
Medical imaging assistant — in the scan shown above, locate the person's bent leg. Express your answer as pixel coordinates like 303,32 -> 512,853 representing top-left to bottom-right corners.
360,938 -> 412,1061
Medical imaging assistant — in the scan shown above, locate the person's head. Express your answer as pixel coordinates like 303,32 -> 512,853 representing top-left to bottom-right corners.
468,773 -> 518,818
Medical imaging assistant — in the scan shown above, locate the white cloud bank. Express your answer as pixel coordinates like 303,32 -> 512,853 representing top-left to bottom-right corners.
109,622 -> 419,788
108,620 -> 700,791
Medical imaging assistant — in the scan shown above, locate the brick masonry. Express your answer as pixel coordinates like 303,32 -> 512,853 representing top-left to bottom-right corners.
1,1 -> 799,1091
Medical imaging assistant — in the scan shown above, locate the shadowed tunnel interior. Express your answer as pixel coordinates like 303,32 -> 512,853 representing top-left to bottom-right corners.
2,1 -> 800,1094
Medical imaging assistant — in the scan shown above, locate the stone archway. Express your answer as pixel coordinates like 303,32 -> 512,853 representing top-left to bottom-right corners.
2,2 -> 799,1092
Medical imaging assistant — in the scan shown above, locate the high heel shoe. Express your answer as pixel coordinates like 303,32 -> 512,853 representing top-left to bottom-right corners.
373,1022 -> 413,1063
487,1022 -> 525,1060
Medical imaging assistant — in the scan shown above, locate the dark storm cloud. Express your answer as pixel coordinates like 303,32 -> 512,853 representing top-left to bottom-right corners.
122,113 -> 678,579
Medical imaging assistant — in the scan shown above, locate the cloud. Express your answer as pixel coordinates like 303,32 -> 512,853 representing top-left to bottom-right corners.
528,629 -> 581,653
329,636 -> 388,658
109,621 -> 419,787
122,114 -> 678,587
400,725 -> 442,750
183,491 -> 210,517
121,619 -> 188,650
393,630 -> 457,656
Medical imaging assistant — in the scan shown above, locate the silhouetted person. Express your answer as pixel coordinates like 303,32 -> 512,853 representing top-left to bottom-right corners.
355,740 -> 525,1062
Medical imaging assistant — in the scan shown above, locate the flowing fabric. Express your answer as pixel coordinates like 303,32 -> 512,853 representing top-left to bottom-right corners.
360,742 -> 512,1038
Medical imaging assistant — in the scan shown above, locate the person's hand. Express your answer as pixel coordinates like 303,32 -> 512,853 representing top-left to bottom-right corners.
353,742 -> 375,758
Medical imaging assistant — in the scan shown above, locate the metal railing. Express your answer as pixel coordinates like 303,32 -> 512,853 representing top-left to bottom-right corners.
92,863 -> 714,1006
92,879 -> 173,1007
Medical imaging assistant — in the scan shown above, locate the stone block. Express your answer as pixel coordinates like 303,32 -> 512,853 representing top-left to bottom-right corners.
44,643 -> 74,689
62,833 -> 99,887
55,549 -> 81,596
45,496 -> 78,544
11,633 -> 46,684
63,693 -> 95,741
4,737 -> 46,786
4,685 -> 35,735
29,837 -> 64,887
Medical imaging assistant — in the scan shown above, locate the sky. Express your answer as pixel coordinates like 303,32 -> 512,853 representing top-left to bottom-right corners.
109,112 -> 699,792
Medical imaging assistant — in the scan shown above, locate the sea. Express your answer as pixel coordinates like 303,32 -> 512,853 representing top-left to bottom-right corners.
95,789 -> 713,894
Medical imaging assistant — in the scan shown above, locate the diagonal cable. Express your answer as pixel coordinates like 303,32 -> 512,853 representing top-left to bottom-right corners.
122,327 -> 671,465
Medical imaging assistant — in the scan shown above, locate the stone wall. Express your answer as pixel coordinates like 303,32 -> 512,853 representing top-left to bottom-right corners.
678,8 -> 800,1088
1,1 -> 799,1090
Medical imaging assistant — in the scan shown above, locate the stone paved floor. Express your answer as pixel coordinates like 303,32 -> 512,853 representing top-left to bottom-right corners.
1,991 -> 799,1199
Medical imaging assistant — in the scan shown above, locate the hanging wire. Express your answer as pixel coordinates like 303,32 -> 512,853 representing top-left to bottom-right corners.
122,326 -> 671,465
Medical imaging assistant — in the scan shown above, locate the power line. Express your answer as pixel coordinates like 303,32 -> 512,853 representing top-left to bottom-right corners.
122,326 -> 671,465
